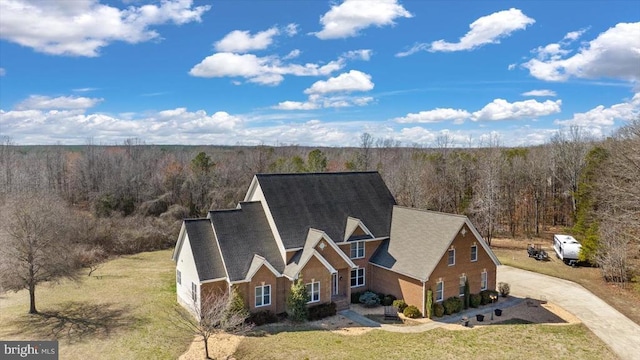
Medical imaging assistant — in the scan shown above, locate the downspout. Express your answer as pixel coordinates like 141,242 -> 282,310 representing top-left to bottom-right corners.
422,280 -> 426,318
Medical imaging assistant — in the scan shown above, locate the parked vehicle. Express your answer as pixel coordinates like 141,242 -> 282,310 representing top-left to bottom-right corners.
553,234 -> 581,266
527,244 -> 548,261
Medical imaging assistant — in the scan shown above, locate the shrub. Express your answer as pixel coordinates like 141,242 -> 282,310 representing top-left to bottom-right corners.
307,302 -> 337,321
403,305 -> 422,319
498,282 -> 511,297
247,310 -> 278,326
463,280 -> 470,309
469,293 -> 481,308
443,296 -> 463,315
287,278 -> 309,322
479,290 -> 491,305
433,303 -> 445,317
359,291 -> 380,307
382,294 -> 396,306
351,291 -> 363,304
392,299 -> 408,313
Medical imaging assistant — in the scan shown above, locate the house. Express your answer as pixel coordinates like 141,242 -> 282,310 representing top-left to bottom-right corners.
172,171 -> 500,317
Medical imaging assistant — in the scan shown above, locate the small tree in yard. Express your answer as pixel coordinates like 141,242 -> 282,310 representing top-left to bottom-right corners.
0,193 -> 79,314
426,289 -> 433,319
463,280 -> 470,309
287,277 -> 310,322
174,289 -> 252,360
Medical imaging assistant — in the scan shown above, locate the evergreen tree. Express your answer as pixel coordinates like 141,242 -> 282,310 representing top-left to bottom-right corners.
287,277 -> 309,322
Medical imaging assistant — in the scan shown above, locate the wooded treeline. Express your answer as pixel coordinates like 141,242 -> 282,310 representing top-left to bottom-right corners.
1,121 -> 638,287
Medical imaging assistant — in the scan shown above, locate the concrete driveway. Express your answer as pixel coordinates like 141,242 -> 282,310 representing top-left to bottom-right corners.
498,266 -> 640,360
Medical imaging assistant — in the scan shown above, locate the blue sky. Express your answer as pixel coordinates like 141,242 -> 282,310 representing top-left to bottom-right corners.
1,0 -> 639,146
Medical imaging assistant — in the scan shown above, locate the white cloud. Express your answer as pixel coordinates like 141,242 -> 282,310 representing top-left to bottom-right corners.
563,28 -> 588,41
16,95 -> 103,110
395,43 -> 429,57
283,49 -> 301,60
304,70 -> 374,94
430,8 -> 535,52
521,89 -> 557,97
314,0 -> 412,39
0,67 -> 5,76
214,27 -> 280,53
555,93 -> 639,129
395,108 -> 471,124
284,23 -> 299,36
0,0 -> 210,57
190,51 -> 359,85
272,101 -> 319,110
72,87 -> 98,93
524,22 -> 640,82
472,98 -> 561,121
343,49 -> 373,61
508,63 -> 517,71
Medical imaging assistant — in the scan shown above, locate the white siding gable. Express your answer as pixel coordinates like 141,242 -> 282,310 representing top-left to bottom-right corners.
175,232 -> 200,311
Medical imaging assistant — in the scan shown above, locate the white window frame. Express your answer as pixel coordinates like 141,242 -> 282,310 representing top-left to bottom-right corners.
481,271 -> 488,291
448,249 -> 455,266
350,268 -> 365,288
459,275 -> 466,296
176,269 -> 181,285
191,282 -> 197,302
435,280 -> 444,302
471,245 -> 478,262
255,284 -> 271,307
350,241 -> 365,259
306,281 -> 320,303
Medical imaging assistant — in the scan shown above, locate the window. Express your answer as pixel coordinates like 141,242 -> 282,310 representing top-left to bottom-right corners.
448,249 -> 455,266
306,281 -> 320,303
191,282 -> 197,301
459,275 -> 466,296
471,245 -> 478,262
481,271 -> 488,291
435,280 -> 444,302
351,268 -> 365,287
255,284 -> 271,307
350,241 -> 365,259
176,270 -> 181,285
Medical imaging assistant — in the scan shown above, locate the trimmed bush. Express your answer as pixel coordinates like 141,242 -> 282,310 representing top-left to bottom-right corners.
359,291 -> 380,307
247,310 -> 278,326
498,282 -> 511,297
351,291 -> 364,304
480,290 -> 499,305
433,303 -> 445,317
382,294 -> 397,306
403,305 -> 422,319
469,293 -> 481,308
426,289 -> 433,319
307,302 -> 337,321
392,299 -> 408,313
463,280 -> 470,309
287,278 -> 309,322
442,296 -> 463,315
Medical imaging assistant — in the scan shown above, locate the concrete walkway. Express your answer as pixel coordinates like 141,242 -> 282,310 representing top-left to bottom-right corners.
498,265 -> 640,360
340,296 -> 523,333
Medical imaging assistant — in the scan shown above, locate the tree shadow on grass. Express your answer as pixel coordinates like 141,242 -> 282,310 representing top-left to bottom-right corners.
4,301 -> 143,344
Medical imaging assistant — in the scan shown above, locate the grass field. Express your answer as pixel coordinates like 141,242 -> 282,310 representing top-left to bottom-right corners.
234,324 -> 614,360
492,237 -> 640,325
0,247 -> 621,360
0,250 -> 193,360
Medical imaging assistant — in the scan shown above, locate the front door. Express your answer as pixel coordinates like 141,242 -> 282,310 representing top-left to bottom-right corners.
332,273 -> 338,296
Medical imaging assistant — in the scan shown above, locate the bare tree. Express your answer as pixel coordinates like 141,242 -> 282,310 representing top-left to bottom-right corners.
173,289 -> 252,359
0,193 -> 79,314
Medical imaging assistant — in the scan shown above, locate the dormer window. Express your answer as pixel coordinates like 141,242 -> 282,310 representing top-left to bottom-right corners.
350,241 -> 365,259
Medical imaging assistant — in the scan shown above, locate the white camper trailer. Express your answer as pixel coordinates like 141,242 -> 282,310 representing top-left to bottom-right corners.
553,234 -> 582,265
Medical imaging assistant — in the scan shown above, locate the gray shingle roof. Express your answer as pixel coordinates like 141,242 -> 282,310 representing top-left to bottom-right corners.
370,206 -> 466,281
184,219 -> 227,282
208,201 -> 284,282
255,172 -> 396,249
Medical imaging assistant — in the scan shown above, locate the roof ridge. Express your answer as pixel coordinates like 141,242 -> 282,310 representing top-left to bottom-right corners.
393,205 -> 468,219
256,171 -> 379,177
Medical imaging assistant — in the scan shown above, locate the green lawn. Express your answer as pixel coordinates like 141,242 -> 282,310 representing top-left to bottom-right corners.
235,324 -> 615,360
0,248 -> 620,360
0,250 -> 193,360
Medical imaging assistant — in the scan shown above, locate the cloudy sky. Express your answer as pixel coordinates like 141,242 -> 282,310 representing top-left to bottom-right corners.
0,0 -> 638,146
